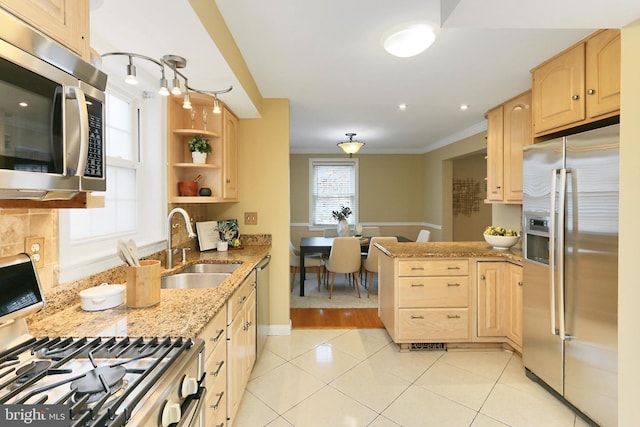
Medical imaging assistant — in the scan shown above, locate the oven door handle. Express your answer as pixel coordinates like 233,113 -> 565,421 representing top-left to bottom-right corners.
177,386 -> 206,427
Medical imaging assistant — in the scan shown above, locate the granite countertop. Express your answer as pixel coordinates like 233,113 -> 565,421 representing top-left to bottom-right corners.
375,240 -> 522,263
27,245 -> 270,339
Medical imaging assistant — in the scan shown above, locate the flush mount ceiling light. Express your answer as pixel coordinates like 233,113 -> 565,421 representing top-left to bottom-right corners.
337,133 -> 365,157
383,24 -> 436,58
101,52 -> 232,107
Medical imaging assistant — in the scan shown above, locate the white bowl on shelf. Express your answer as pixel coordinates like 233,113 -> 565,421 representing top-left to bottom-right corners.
483,234 -> 519,250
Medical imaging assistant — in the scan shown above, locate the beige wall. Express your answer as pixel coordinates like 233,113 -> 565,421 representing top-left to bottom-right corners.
423,133 -> 487,241
618,20 -> 640,425
452,152 -> 492,241
0,209 -> 58,290
205,99 -> 291,329
290,154 -> 424,223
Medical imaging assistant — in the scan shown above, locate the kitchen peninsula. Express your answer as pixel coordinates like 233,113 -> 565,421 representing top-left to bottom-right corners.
376,241 -> 523,352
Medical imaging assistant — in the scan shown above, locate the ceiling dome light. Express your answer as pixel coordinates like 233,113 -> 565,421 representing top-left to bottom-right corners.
337,133 -> 365,157
383,24 -> 436,58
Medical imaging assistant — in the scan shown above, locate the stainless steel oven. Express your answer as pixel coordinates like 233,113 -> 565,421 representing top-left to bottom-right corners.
0,11 -> 107,200
0,254 -> 207,427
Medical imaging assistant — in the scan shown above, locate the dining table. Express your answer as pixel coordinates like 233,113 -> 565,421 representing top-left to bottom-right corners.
298,236 -> 411,296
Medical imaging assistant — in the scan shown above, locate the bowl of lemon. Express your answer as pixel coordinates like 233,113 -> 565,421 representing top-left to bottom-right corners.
483,226 -> 519,250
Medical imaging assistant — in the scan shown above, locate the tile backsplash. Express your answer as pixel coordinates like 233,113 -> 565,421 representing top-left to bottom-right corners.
0,208 -> 58,289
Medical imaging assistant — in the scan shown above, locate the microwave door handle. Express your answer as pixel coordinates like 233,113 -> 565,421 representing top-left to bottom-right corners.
549,169 -> 558,336
50,87 -> 64,173
65,87 -> 89,177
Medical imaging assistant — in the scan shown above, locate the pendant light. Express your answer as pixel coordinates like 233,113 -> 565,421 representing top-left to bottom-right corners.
338,133 -> 365,157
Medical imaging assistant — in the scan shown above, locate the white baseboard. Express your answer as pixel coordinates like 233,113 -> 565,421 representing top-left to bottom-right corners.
268,321 -> 292,336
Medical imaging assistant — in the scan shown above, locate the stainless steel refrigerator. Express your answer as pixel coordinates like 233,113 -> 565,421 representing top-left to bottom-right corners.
522,123 -> 618,427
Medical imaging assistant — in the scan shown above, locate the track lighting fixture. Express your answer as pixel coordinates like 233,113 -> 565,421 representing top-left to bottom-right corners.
101,52 -> 232,103
125,55 -> 137,85
338,133 -> 365,157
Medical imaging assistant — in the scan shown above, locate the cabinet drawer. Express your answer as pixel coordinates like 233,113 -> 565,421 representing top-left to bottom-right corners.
228,275 -> 255,323
205,336 -> 227,391
398,276 -> 469,308
398,260 -> 468,277
206,383 -> 227,427
398,308 -> 469,341
198,308 -> 226,360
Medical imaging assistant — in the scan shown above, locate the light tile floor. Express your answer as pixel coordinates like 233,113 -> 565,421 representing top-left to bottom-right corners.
233,329 -> 590,427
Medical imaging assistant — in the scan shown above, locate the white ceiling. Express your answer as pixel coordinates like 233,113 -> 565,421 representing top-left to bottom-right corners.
90,0 -> 640,155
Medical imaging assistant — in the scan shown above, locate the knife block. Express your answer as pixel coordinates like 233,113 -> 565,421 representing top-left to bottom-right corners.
126,260 -> 161,308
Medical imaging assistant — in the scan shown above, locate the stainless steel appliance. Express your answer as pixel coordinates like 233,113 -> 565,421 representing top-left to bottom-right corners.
0,12 -> 107,200
0,255 -> 206,427
254,254 -> 271,358
522,123 -> 619,426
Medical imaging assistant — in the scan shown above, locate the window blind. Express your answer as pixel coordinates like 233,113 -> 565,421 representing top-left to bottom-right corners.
310,159 -> 357,226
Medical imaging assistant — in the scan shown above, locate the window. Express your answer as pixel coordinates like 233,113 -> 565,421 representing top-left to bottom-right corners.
309,158 -> 358,226
58,87 -> 166,283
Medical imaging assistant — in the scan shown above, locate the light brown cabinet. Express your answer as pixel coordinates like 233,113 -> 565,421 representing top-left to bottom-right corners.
222,107 -> 239,200
167,93 -> 239,203
379,257 -> 470,350
0,0 -> 89,59
198,305 -> 227,426
485,91 -> 532,203
477,262 -> 506,337
227,274 -> 256,425
532,29 -> 620,136
505,263 -> 523,349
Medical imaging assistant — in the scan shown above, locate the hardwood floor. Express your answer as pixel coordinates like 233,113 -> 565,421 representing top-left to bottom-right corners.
291,308 -> 384,329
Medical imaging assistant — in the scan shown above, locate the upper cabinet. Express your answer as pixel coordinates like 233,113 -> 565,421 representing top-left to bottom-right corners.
167,92 -> 239,204
222,107 -> 239,201
532,29 -> 620,136
485,90 -> 532,204
0,0 -> 90,59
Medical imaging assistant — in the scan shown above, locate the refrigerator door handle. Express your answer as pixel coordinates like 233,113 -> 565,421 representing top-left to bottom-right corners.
557,168 -> 568,341
549,169 -> 559,336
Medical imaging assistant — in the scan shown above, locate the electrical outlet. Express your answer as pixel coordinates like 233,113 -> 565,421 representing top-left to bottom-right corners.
244,212 -> 258,225
25,237 -> 45,268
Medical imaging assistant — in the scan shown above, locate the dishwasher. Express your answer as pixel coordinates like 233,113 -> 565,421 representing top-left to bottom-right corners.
254,254 -> 271,358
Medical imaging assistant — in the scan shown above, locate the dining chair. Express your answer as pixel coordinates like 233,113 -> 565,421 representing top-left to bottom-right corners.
416,229 -> 431,242
289,242 -> 324,291
322,228 -> 338,237
324,237 -> 362,299
361,226 -> 381,237
362,236 -> 397,297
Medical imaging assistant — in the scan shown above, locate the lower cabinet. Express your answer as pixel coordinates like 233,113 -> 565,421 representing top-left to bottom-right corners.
227,274 -> 257,426
379,256 -> 523,351
505,263 -> 524,349
197,305 -> 227,426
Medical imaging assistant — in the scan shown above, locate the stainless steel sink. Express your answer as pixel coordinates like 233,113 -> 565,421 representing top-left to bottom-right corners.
161,272 -> 230,289
183,263 -> 241,274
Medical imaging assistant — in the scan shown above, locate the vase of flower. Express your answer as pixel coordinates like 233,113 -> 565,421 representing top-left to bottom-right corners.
331,206 -> 353,237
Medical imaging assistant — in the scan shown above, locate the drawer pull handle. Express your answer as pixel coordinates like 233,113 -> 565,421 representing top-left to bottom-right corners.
447,314 -> 461,319
238,296 -> 247,305
243,320 -> 253,331
480,274 -> 486,280
211,360 -> 225,377
411,315 -> 425,319
411,267 -> 425,271
447,266 -> 460,270
447,283 -> 461,287
411,284 -> 425,287
572,94 -> 580,100
211,329 -> 224,342
518,281 -> 524,286
211,391 -> 225,410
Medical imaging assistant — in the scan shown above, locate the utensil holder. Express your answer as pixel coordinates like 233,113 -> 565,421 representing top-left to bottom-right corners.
126,260 -> 161,308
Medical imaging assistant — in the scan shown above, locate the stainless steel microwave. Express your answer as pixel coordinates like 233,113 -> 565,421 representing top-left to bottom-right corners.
0,12 -> 107,200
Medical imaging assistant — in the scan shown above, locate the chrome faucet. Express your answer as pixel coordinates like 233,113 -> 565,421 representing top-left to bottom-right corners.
166,207 -> 196,268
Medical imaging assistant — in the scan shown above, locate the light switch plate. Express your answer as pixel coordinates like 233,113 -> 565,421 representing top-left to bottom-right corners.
244,212 -> 258,225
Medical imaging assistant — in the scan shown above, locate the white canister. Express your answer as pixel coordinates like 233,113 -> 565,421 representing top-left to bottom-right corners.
79,283 -> 125,311
216,241 -> 228,251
